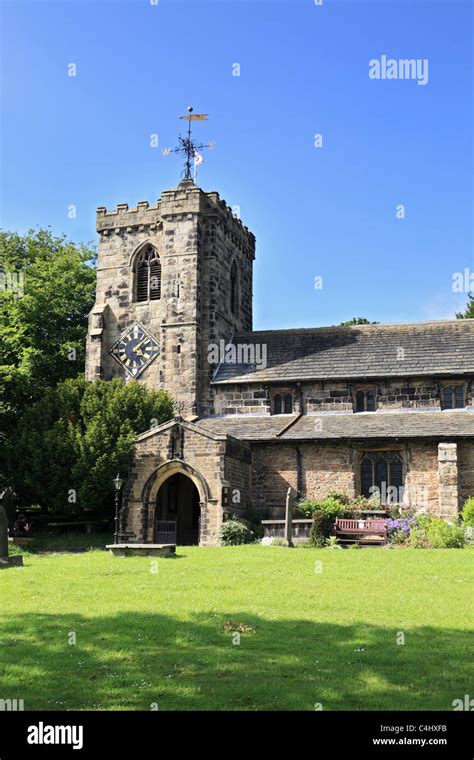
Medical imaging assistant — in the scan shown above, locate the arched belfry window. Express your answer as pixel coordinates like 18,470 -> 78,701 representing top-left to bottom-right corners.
230,261 -> 238,315
134,245 -> 161,302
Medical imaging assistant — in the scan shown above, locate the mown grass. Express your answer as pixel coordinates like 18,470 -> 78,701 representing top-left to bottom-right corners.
9,531 -> 113,553
0,545 -> 472,711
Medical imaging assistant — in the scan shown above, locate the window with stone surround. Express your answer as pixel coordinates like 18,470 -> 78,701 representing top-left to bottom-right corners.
272,393 -> 293,415
441,383 -> 465,410
134,245 -> 161,302
354,388 -> 376,413
360,451 -> 404,501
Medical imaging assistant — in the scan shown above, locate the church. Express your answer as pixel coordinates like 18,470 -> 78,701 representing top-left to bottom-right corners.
85,177 -> 474,546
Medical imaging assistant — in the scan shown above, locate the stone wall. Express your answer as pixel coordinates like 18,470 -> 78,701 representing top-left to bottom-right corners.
250,440 -> 454,519
223,441 -> 252,516
125,422 -> 227,545
299,443 -> 356,501
124,421 -> 253,545
251,444 -> 299,516
212,376 -> 474,416
404,442 -> 440,513
458,441 -> 474,505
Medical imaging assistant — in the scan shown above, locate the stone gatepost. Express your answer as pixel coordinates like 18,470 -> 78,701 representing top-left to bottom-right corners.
438,443 -> 459,520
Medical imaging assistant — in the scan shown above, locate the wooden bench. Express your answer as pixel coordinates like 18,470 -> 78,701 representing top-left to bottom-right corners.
8,536 -> 33,547
47,520 -> 109,534
334,517 -> 387,545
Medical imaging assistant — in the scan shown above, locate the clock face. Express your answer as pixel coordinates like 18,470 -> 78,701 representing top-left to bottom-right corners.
110,322 -> 160,377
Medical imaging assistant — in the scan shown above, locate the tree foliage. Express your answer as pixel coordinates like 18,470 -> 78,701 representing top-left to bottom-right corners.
456,294 -> 474,319
0,228 -> 97,434
9,377 -> 174,513
339,317 -> 379,326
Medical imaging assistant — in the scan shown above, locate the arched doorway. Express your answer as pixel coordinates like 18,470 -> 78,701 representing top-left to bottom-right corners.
154,473 -> 200,545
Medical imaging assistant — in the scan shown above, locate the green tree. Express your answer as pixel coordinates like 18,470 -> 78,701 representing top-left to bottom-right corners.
338,317 -> 379,326
9,377 -> 174,513
0,228 -> 96,436
456,294 -> 474,319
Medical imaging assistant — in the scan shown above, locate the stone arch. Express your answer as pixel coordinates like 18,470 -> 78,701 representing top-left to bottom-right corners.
141,460 -> 210,544
128,238 -> 163,268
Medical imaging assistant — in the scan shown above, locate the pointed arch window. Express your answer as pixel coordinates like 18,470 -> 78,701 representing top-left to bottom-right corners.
360,451 -> 404,501
134,245 -> 161,302
230,261 -> 238,316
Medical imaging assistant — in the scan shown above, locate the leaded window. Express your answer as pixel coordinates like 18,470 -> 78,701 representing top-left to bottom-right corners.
360,451 -> 404,501
355,389 -> 376,413
274,394 -> 282,414
135,245 -> 161,302
442,385 -> 465,410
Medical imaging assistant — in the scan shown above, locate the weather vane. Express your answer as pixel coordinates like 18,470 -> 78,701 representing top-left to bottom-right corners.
167,106 -> 214,181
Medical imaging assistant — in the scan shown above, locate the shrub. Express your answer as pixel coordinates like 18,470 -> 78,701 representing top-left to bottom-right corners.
298,497 -> 345,520
344,495 -> 381,514
426,520 -> 465,549
325,536 -> 342,549
326,491 -> 349,505
387,504 -> 417,519
461,497 -> 474,527
308,510 -> 329,547
219,519 -> 255,546
410,517 -> 466,549
410,527 -> 431,549
243,511 -> 264,539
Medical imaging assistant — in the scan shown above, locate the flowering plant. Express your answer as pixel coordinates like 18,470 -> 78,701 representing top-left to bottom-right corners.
386,517 -> 418,533
344,495 -> 383,513
386,517 -> 418,544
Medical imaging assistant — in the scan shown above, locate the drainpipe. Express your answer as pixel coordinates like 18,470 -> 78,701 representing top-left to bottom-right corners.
296,446 -> 302,500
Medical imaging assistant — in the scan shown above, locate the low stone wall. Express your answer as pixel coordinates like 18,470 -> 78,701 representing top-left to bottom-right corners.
261,519 -> 313,544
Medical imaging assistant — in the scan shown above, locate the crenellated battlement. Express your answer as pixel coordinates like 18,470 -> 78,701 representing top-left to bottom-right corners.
96,182 -> 255,248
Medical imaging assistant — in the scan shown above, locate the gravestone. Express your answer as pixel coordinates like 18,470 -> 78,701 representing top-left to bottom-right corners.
0,487 -> 17,529
0,505 -> 23,568
283,486 -> 296,548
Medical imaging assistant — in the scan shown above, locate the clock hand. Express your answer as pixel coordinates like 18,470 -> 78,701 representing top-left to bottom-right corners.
134,338 -> 148,353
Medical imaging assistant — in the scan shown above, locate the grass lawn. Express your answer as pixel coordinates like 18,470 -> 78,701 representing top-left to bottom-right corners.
0,545 -> 472,711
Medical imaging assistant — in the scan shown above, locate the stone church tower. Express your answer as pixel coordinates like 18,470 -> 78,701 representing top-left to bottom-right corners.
85,179 -> 255,416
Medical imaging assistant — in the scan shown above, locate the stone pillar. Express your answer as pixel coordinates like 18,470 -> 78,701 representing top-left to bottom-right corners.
438,443 -> 459,520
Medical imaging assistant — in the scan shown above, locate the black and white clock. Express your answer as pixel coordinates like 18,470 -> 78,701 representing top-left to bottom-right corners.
109,321 -> 160,377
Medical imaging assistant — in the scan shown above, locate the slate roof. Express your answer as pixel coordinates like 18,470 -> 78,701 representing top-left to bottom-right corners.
211,320 -> 474,384
195,411 -> 474,441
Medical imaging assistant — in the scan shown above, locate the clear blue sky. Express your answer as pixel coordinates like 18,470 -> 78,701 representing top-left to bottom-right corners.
1,0 -> 472,329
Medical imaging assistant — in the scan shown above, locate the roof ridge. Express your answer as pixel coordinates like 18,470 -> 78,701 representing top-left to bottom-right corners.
233,319 -> 474,338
